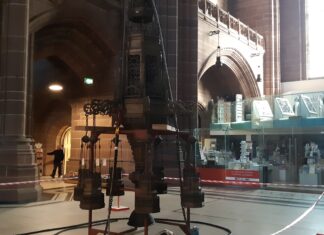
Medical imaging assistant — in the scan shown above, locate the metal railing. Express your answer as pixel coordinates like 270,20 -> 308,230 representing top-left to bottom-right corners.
198,0 -> 264,49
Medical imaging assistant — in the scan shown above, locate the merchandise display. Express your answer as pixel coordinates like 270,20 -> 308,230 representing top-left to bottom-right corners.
300,95 -> 318,117
217,99 -> 232,123
268,145 -> 289,182
199,136 -> 271,183
299,142 -> 322,185
201,138 -> 233,167
235,94 -> 243,122
226,140 -> 271,183
214,92 -> 324,125
252,100 -> 273,121
207,92 -> 324,186
274,97 -> 295,119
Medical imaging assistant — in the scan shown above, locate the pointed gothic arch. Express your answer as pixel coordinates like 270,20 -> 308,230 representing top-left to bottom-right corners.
198,47 -> 261,98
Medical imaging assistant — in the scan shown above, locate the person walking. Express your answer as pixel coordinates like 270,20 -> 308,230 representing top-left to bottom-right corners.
47,145 -> 65,178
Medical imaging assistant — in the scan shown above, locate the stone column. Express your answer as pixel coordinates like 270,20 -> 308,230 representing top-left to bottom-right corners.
178,1 -> 198,129
280,0 -> 306,82
0,0 -> 40,203
230,0 -> 281,95
127,131 -> 160,215
26,33 -> 34,138
157,0 -> 178,100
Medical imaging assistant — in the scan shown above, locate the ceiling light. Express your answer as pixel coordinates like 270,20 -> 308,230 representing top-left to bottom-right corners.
49,83 -> 63,92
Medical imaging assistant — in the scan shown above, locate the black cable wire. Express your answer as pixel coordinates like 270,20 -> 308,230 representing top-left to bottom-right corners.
150,0 -> 173,101
149,0 -> 188,225
16,217 -> 231,235
52,220 -> 107,235
53,224 -> 91,235
15,219 -> 118,235
103,127 -> 121,235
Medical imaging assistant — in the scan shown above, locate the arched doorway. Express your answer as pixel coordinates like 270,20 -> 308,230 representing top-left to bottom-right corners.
198,64 -> 244,129
198,48 -> 261,101
198,47 -> 262,129
60,127 -> 71,175
199,64 -> 244,105
29,3 -> 121,175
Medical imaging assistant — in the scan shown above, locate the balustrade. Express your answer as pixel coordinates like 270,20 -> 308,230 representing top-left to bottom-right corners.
198,0 -> 264,49
229,15 -> 239,32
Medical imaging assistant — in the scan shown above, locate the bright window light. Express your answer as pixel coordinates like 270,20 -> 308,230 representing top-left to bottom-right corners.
307,1 -> 324,78
48,84 -> 63,92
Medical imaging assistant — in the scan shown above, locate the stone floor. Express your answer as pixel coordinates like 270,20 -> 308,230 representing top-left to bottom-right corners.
0,177 -> 323,235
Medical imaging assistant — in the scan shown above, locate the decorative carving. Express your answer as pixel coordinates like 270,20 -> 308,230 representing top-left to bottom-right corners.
83,99 -> 119,116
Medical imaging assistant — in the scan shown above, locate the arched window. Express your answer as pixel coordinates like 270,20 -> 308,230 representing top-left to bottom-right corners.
306,1 -> 324,79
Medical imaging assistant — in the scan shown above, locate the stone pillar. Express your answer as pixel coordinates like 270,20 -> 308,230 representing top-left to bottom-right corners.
0,0 -> 40,203
229,0 -> 281,95
127,131 -> 160,214
280,0 -> 306,82
178,1 -> 198,129
26,33 -> 34,138
157,0 -> 178,100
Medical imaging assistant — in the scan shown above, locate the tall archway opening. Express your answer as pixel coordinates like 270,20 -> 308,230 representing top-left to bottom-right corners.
60,127 -> 71,175
30,17 -> 119,175
198,48 -> 261,129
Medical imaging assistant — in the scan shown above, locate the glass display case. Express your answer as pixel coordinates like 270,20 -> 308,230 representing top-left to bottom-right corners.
196,91 -> 324,187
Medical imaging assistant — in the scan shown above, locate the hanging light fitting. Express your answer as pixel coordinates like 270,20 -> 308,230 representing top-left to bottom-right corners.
215,46 -> 222,68
209,30 -> 222,68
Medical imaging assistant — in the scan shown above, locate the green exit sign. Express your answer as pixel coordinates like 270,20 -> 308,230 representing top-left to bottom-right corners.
84,77 -> 94,85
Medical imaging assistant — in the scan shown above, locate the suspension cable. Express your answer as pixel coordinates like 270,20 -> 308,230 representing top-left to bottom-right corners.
104,127 -> 120,235
150,0 -> 187,223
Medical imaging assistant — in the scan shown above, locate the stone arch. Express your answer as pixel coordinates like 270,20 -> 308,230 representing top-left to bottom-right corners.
29,3 -> 120,86
29,8 -> 58,34
197,102 -> 207,128
33,20 -> 116,82
198,47 -> 261,98
29,8 -> 122,176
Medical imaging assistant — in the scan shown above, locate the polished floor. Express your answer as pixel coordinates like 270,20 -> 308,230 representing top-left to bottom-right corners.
0,177 -> 323,235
